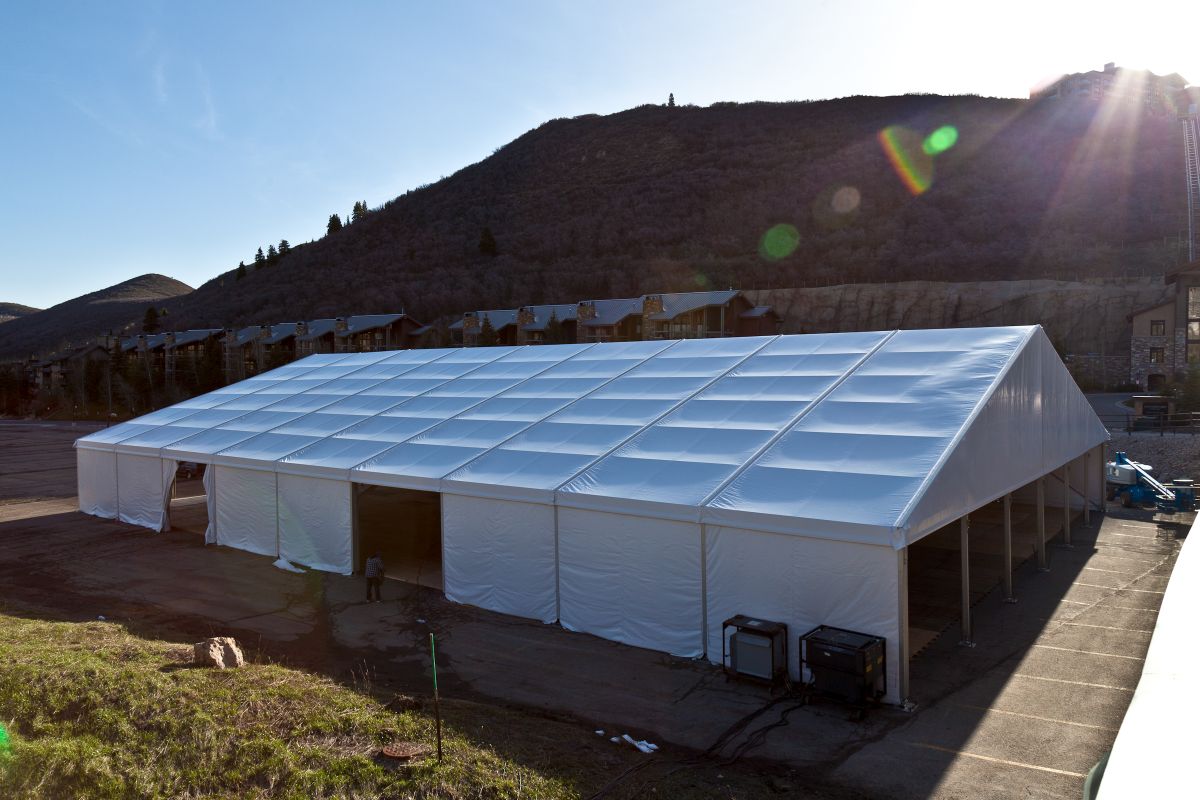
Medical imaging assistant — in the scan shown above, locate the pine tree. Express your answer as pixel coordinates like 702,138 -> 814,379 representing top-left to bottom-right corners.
142,306 -> 160,334
352,201 -> 367,224
278,239 -> 290,256
267,244 -> 278,263
236,261 -> 247,281
479,226 -> 498,256
254,247 -> 265,265
544,310 -> 564,344
327,213 -> 343,234
668,92 -> 675,107
478,316 -> 498,347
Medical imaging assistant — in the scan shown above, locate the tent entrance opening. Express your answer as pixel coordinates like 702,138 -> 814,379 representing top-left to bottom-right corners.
906,497 -> 1046,657
168,462 -> 208,535
354,485 -> 442,590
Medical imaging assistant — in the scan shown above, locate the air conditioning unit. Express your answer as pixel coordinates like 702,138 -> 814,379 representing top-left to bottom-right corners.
722,615 -> 787,685
800,625 -> 886,707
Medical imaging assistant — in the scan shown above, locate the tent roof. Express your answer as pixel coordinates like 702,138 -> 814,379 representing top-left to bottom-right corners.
76,326 -> 1108,548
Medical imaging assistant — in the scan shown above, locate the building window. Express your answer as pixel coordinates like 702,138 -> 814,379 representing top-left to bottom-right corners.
1189,288 -> 1200,321
1150,320 -> 1166,336
1150,347 -> 1165,364
1189,344 -> 1200,364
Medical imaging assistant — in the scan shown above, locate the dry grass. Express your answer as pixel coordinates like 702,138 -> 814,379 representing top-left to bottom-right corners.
0,611 -> 817,799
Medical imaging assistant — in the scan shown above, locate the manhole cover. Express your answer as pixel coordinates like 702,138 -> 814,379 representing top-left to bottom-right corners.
382,742 -> 431,761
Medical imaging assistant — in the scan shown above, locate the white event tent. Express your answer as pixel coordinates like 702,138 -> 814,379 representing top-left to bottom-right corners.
75,326 -> 1108,702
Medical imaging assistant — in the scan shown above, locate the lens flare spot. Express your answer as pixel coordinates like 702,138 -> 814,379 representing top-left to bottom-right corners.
831,186 -> 861,214
878,125 -> 934,195
922,125 -> 958,155
693,273 -> 711,289
760,224 -> 800,260
0,722 -> 9,754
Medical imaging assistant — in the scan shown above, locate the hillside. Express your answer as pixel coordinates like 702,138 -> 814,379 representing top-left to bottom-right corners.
0,274 -> 192,359
0,302 -> 39,324
169,93 -> 1187,330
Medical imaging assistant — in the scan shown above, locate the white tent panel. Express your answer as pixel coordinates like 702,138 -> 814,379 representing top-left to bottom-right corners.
212,465 -> 278,557
705,327 -> 1032,545
162,428 -> 263,461
212,432 -> 322,469
704,525 -> 902,702
442,494 -> 557,622
117,453 -> 168,530
901,329 -> 1107,542
559,331 -> 889,509
277,473 -> 352,573
77,448 -> 118,518
558,507 -> 703,657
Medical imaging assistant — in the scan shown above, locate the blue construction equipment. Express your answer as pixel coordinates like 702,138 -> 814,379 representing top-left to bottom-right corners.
1106,452 -> 1196,513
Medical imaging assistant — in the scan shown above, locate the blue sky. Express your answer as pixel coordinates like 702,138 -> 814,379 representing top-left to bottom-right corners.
1,0 -> 1194,309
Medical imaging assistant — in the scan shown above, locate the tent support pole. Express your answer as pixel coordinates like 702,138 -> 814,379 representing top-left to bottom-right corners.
1036,477 -> 1048,571
700,524 -> 708,659
1083,452 -> 1091,526
1002,494 -> 1016,603
1062,466 -> 1072,547
898,547 -> 912,708
1097,444 -> 1107,516
959,515 -> 974,647
553,504 -> 561,623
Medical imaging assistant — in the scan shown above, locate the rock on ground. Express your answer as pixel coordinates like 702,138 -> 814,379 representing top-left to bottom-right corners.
193,636 -> 245,669
1108,433 -> 1200,483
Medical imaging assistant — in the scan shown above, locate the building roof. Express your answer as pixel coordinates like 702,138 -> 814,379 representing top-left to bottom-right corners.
448,309 -> 519,331
338,314 -> 409,338
520,304 -> 577,332
296,319 -> 339,342
77,326 -> 1106,549
647,290 -> 741,321
580,298 -> 642,328
739,306 -> 775,319
121,333 -> 168,352
169,329 -> 223,349
1126,301 -> 1174,322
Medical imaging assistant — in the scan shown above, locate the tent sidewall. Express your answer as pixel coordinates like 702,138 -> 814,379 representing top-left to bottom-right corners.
442,494 -> 558,623
705,524 -> 902,703
557,506 -> 703,657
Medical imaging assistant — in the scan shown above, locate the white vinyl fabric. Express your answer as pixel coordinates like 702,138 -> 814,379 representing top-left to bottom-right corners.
1097,516 -> 1199,800
116,453 -> 168,530
277,473 -> 352,573
74,327 -> 1110,696
704,526 -> 902,701
77,448 -> 117,518
558,507 -> 703,656
442,494 -> 557,623
213,466 -> 278,557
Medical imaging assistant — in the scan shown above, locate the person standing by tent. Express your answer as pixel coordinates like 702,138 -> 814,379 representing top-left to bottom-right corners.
365,552 -> 385,603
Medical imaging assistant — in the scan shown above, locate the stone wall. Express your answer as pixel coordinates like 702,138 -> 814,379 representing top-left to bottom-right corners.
750,278 -> 1173,389
1130,334 -> 1175,389
1066,353 -> 1132,391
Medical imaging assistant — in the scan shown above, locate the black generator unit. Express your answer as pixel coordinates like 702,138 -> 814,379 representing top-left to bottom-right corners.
799,625 -> 885,706
722,615 -> 787,686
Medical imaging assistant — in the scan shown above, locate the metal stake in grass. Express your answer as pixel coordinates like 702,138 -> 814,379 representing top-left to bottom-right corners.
430,632 -> 443,761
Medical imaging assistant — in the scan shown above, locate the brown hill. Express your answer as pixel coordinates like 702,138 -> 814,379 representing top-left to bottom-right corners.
169,93 -> 1187,330
0,303 -> 39,324
0,274 -> 192,359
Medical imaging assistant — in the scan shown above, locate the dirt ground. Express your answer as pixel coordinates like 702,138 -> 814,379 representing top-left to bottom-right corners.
0,420 -> 1186,799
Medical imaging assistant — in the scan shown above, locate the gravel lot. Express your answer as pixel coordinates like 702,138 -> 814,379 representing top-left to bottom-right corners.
1107,433 -> 1200,483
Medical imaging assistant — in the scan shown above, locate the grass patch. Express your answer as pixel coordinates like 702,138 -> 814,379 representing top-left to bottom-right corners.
0,612 -> 578,799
